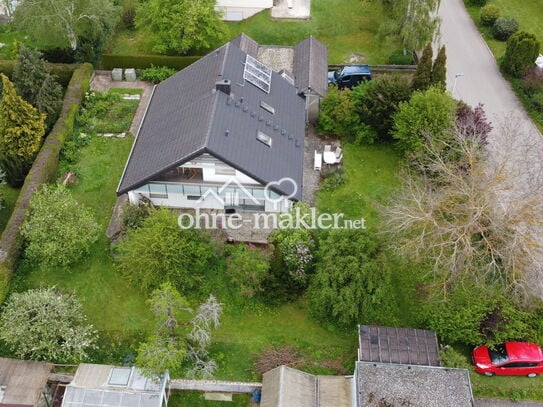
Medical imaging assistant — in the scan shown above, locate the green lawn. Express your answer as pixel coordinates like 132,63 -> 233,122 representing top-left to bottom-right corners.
16,135 -> 155,344
316,143 -> 401,228
464,0 -> 543,59
0,184 -> 20,234
0,29 -> 31,59
108,0 -> 400,64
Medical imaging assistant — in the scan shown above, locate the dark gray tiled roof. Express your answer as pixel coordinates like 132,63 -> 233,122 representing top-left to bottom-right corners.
230,33 -> 259,58
358,325 -> 440,367
294,36 -> 328,97
118,39 -> 305,200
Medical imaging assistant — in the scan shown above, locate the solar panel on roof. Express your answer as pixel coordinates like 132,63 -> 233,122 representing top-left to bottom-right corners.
243,54 -> 272,93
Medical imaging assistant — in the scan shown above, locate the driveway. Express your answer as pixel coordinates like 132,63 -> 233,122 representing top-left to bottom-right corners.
437,0 -> 543,295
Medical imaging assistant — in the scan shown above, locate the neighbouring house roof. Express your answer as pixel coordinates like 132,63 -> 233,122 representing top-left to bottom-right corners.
62,364 -> 168,407
117,35 -> 306,200
355,362 -> 475,407
358,325 -> 440,366
0,358 -> 52,407
294,36 -> 328,97
260,365 -> 351,407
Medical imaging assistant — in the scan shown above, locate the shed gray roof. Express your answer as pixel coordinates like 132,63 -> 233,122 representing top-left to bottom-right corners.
294,36 -> 328,97
118,38 -> 306,199
358,325 -> 440,366
260,365 -> 351,407
355,362 -> 475,407
0,358 -> 52,407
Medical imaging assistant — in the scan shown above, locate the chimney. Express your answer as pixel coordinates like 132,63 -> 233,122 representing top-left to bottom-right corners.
216,79 -> 231,95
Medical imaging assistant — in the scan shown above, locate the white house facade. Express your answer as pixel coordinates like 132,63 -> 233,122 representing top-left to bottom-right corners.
215,0 -> 273,21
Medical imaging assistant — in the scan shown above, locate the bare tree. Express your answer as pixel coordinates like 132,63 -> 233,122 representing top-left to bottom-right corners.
382,118 -> 543,298
186,295 -> 223,379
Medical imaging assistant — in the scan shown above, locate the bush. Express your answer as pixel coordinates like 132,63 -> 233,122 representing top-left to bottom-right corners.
320,168 -> 347,192
21,184 -> 100,267
503,31 -> 541,78
470,0 -> 487,6
101,54 -> 200,70
532,90 -> 543,112
140,65 -> 177,84
226,244 -> 270,298
121,0 -> 137,30
522,67 -> 543,96
492,17 -> 519,41
439,345 -> 470,369
480,4 -> 500,26
388,50 -> 414,65
122,201 -> 152,230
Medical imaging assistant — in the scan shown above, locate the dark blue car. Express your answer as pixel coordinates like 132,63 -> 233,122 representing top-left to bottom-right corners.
327,65 -> 372,89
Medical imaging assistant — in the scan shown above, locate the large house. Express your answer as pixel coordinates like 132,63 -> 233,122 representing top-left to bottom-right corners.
117,34 -> 327,213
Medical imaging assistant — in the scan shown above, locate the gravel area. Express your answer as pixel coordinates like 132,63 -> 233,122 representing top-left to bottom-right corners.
356,362 -> 474,407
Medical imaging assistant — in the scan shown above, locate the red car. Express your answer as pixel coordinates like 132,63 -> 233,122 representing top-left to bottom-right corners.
473,342 -> 543,377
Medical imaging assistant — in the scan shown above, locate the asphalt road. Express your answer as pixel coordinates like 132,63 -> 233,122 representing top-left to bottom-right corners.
437,0 -> 539,133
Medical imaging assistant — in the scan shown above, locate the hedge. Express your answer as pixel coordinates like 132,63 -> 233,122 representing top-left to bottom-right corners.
0,60 -> 77,87
0,63 -> 93,302
101,54 -> 201,70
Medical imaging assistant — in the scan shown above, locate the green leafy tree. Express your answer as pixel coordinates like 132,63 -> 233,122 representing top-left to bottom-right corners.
309,229 -> 394,327
13,0 -> 119,52
269,203 -> 316,289
412,43 -> 433,91
227,244 -> 270,298
317,85 -> 360,141
503,31 -> 541,78
0,288 -> 97,362
136,283 -> 222,378
391,86 -> 456,155
13,45 -> 64,129
116,209 -> 218,292
136,0 -> 227,55
431,45 -> 447,89
136,282 -> 192,378
0,74 -> 46,186
390,0 -> 440,54
21,184 -> 100,267
352,74 -> 413,139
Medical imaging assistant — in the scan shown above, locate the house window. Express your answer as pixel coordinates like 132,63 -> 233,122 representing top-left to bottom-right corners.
256,131 -> 272,147
215,166 -> 236,176
260,101 -> 275,114
149,183 -> 168,198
